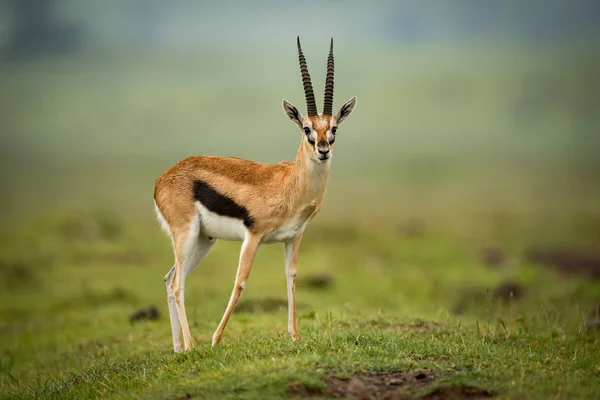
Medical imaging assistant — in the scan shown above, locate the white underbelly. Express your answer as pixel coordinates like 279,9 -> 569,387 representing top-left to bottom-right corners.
195,201 -> 308,243
263,219 -> 307,244
195,201 -> 247,241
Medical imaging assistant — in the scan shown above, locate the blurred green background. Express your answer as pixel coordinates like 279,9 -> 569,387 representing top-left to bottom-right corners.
1,0 -> 598,229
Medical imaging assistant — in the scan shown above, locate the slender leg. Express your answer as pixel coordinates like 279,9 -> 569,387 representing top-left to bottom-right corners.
284,234 -> 303,341
211,234 -> 261,347
166,223 -> 215,352
179,235 -> 216,350
164,265 -> 184,352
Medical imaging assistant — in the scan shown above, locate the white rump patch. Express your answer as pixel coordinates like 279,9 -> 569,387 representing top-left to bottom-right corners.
183,214 -> 201,261
154,200 -> 172,238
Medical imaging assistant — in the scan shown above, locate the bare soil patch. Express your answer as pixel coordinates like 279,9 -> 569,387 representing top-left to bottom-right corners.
287,370 -> 494,399
289,369 -> 495,399
326,370 -> 435,399
171,393 -> 193,400
421,385 -> 495,399
525,247 -> 600,280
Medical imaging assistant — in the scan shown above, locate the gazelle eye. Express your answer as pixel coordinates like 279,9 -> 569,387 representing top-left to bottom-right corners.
331,126 -> 337,134
303,127 -> 311,134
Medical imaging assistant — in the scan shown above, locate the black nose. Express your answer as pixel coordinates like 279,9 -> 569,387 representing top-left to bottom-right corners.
318,148 -> 329,155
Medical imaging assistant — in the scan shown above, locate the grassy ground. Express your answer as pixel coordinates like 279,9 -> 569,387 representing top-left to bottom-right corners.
0,209 -> 599,399
1,44 -> 600,399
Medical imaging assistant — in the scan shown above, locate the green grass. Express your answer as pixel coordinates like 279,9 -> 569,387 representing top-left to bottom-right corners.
0,210 -> 599,399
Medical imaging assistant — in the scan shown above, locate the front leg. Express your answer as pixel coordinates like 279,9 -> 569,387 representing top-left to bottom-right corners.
212,233 -> 261,347
284,234 -> 303,341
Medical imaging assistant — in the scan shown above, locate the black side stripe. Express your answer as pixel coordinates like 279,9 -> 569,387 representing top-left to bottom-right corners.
192,180 -> 255,228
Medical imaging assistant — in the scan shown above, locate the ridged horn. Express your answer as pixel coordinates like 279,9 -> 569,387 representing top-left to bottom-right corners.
297,36 -> 318,116
323,38 -> 334,116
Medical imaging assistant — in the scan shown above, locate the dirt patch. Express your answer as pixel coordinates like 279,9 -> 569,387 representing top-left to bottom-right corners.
289,371 -> 495,399
233,297 -> 310,314
525,247 -> 600,280
171,393 -> 193,400
287,381 -> 325,397
129,305 -> 161,323
289,370 -> 438,399
297,273 -> 334,290
421,385 -> 495,399
328,371 -> 436,399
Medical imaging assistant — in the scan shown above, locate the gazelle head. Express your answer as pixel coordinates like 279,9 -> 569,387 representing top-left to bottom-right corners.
283,37 -> 357,163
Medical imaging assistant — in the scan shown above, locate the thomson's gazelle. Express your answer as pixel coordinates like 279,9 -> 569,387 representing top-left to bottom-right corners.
154,37 -> 357,352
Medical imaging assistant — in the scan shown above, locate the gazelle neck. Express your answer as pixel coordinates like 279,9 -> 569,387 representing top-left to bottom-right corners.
286,138 -> 331,208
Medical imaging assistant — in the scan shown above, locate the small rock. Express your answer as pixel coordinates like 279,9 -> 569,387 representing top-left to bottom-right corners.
129,305 -> 160,323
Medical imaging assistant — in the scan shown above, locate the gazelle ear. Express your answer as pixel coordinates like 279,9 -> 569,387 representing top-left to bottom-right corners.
282,99 -> 304,129
334,96 -> 357,125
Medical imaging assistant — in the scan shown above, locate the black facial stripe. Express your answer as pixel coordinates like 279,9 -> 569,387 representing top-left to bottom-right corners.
193,180 -> 255,228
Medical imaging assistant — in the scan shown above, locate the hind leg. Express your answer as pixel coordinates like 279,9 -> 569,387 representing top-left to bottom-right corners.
165,218 -> 215,352
164,265 -> 184,352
